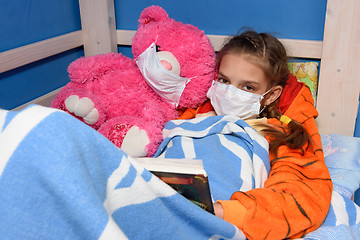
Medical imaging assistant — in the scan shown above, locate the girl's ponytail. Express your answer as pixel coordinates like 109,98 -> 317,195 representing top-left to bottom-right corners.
259,101 -> 311,156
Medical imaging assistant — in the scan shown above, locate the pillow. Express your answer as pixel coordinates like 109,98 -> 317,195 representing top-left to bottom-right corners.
288,61 -> 319,104
321,134 -> 360,200
306,134 -> 360,239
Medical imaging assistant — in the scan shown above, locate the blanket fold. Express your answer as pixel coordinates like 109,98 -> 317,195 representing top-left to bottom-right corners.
154,115 -> 270,202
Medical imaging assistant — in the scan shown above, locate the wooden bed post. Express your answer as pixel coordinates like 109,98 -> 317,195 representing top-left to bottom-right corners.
316,0 -> 360,136
78,0 -> 117,56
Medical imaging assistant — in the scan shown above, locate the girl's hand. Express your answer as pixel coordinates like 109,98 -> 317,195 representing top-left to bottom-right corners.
213,202 -> 224,219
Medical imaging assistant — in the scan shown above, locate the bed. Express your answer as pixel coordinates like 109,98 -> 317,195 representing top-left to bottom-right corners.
0,0 -> 360,239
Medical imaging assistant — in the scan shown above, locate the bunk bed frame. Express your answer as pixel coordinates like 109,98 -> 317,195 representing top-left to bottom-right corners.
0,0 -> 359,136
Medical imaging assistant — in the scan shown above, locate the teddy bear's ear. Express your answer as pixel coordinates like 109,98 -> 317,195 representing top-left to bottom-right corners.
138,5 -> 169,26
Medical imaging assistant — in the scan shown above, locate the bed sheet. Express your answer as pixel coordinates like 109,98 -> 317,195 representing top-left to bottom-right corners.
304,134 -> 360,239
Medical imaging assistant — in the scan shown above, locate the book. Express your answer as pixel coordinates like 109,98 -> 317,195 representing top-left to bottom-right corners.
134,157 -> 214,214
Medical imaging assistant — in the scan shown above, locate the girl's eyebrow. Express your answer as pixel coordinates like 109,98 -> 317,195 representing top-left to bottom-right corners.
219,71 -> 261,86
243,80 -> 261,87
217,71 -> 228,79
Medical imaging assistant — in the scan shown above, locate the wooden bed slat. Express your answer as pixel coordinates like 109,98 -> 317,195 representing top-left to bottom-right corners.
280,39 -> 323,59
0,31 -> 83,74
316,0 -> 360,135
79,0 -> 117,56
117,30 -> 323,59
207,34 -> 323,59
117,30 -> 136,46
0,29 -> 323,75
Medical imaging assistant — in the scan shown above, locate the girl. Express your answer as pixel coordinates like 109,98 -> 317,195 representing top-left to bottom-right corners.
184,30 -> 333,239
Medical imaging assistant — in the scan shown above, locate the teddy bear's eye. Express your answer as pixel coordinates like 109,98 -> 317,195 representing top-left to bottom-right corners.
155,45 -> 161,52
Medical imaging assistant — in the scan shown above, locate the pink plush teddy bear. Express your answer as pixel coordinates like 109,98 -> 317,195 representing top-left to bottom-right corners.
51,5 -> 216,157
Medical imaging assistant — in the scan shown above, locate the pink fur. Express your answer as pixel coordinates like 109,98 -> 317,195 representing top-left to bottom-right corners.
51,5 -> 216,156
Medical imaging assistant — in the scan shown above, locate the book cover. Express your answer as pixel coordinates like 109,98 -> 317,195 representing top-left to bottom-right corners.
135,158 -> 214,214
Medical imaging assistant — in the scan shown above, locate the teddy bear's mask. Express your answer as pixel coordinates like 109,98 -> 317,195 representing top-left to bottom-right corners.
135,42 -> 192,107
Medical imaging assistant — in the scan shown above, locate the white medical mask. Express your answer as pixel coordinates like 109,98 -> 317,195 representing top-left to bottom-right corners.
207,80 -> 272,120
135,43 -> 191,107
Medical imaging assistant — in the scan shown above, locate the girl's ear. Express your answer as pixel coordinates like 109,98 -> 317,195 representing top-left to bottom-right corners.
264,85 -> 283,106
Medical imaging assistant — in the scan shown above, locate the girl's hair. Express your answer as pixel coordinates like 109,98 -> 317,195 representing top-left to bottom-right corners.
216,30 -> 310,155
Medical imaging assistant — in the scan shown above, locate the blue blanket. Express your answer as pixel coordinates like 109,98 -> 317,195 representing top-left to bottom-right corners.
0,105 -> 247,239
1,105 -> 360,239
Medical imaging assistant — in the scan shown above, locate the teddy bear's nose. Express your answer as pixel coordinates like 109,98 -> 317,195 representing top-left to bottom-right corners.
160,60 -> 172,71
156,51 -> 180,75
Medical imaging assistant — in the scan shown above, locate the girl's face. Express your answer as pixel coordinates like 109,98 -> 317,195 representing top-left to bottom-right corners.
216,53 -> 271,95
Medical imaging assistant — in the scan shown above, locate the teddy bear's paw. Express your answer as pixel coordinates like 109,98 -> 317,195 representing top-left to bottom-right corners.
120,126 -> 150,158
64,95 -> 99,125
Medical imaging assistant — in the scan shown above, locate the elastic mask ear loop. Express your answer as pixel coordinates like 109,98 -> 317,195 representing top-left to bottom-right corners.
259,105 -> 266,114
188,70 -> 214,82
186,75 -> 198,85
181,70 -> 207,85
261,87 -> 274,99
259,87 -> 274,116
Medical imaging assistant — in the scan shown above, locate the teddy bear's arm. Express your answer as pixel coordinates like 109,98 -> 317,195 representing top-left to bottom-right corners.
67,53 -> 133,84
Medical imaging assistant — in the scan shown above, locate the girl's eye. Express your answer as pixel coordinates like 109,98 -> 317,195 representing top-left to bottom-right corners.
218,78 -> 230,84
156,45 -> 161,52
243,85 -> 255,91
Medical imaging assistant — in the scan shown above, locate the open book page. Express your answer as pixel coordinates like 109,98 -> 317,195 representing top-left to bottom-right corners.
135,158 -> 214,214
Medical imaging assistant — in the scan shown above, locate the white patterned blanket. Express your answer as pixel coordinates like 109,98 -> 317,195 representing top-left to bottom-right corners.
153,115 -> 270,202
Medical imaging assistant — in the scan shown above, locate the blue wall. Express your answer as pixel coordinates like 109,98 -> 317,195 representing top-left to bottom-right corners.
0,0 -> 83,110
115,0 -> 327,58
115,0 -> 326,38
1,0 -> 327,110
